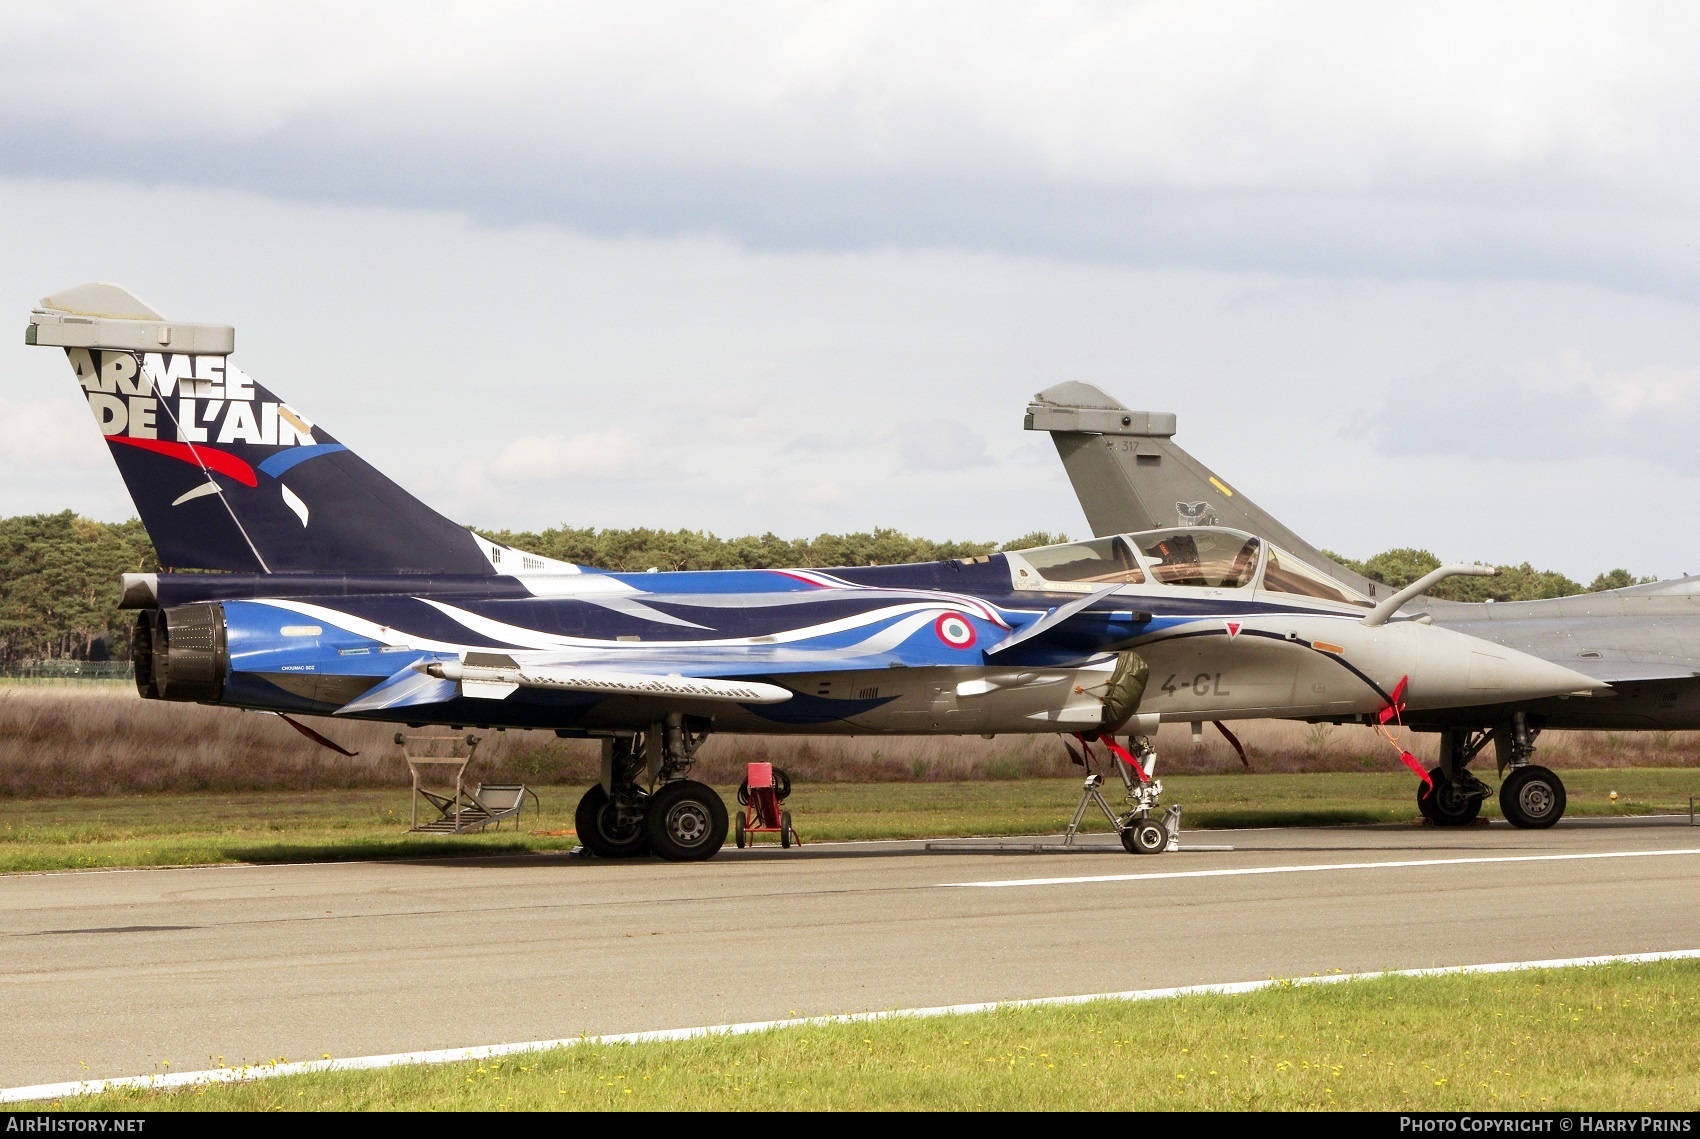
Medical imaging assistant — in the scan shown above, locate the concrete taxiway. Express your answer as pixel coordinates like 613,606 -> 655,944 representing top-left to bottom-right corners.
3,818 -> 1698,1089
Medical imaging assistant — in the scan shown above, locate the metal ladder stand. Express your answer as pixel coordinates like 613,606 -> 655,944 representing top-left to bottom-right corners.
399,732 -> 537,834
1062,737 -> 1182,851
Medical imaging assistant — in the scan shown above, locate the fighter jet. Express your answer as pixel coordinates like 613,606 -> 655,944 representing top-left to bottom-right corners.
24,284 -> 1602,861
1026,381 -> 1700,830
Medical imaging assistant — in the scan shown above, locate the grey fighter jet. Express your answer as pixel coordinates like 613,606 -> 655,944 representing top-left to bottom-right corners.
1026,382 -> 1700,829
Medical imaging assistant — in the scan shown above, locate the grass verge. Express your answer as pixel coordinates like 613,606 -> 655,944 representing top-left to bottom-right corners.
37,959 -> 1700,1111
1,768 -> 1695,874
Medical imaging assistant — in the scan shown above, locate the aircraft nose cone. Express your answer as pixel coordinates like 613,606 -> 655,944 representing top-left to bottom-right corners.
1402,627 -> 1607,709
1462,645 -> 1606,701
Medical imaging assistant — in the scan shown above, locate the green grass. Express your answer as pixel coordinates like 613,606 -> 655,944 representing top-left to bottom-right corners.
40,959 -> 1700,1111
2,769 -> 1696,873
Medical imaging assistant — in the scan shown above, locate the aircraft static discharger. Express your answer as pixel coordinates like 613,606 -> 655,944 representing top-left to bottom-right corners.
26,284 -> 1603,861
1027,381 -> 1700,829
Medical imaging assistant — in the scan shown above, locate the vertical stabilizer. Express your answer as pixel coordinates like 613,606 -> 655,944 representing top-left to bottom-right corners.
1025,382 -> 1386,599
27,283 -> 527,575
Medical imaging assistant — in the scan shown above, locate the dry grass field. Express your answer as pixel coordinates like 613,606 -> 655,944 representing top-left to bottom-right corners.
1,683 -> 1697,798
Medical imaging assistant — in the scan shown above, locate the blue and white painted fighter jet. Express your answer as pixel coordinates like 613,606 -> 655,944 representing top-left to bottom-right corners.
26,284 -> 1604,861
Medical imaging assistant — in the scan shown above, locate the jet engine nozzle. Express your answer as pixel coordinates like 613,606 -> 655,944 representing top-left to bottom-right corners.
134,602 -> 228,703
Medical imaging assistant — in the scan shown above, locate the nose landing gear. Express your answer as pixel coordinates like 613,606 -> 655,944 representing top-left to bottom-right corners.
1120,806 -> 1182,854
1064,735 -> 1180,854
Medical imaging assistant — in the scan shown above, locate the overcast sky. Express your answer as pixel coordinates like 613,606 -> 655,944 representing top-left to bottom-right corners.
3,2 -> 1699,579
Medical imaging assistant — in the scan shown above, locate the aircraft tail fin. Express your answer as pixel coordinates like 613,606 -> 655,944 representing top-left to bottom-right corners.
26,283 -> 537,575
1025,382 -> 1386,601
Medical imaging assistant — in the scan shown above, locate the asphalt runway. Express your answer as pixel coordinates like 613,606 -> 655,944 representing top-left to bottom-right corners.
5,817 -> 1699,1089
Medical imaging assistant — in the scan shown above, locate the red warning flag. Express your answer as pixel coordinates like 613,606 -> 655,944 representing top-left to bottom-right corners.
1377,676 -> 1410,725
1370,676 -> 1430,795
1399,749 -> 1434,795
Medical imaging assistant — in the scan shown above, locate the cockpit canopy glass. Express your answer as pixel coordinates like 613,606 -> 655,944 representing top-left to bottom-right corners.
1013,527 -> 1371,605
1016,536 -> 1145,585
1262,546 -> 1372,607
1137,529 -> 1260,588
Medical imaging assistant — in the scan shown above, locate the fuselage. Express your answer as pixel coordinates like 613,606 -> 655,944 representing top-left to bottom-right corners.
1024,381 -> 1700,736
1413,579 -> 1700,731
129,529 -> 1603,736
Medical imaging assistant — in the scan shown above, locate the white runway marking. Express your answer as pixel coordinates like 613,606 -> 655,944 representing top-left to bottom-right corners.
937,845 -> 1700,889
5,948 -> 1699,1104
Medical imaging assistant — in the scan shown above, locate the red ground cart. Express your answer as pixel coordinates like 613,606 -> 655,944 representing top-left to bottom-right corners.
734,762 -> 799,848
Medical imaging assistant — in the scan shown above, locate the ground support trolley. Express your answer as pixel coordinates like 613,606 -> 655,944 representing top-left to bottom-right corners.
734,762 -> 799,848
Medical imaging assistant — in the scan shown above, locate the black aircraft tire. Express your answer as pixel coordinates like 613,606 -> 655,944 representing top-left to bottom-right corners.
646,780 -> 729,862
575,785 -> 651,858
1423,769 -> 1481,826
1416,775 -> 1440,823
1500,766 -> 1566,829
1121,818 -> 1168,855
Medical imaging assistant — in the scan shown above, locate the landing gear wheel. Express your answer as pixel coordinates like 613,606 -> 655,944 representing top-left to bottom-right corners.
1121,817 -> 1168,855
645,780 -> 729,861
734,812 -> 746,849
780,810 -> 793,849
574,785 -> 650,858
1500,765 -> 1566,829
1421,768 -> 1482,826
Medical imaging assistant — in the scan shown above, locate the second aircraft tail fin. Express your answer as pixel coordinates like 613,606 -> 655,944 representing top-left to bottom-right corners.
1025,382 -> 1387,601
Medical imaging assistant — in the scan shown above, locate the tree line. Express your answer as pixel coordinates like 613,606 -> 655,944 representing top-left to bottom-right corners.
1323,547 -> 1655,603
0,512 -> 1656,667
0,513 -> 157,667
477,525 -> 1070,573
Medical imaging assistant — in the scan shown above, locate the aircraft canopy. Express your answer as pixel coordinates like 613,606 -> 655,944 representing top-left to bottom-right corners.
1010,527 -> 1372,608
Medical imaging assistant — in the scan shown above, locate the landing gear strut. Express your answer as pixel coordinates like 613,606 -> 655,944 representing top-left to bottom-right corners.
1428,715 -> 1566,829
1421,728 -> 1491,826
1064,735 -> 1179,854
574,715 -> 729,861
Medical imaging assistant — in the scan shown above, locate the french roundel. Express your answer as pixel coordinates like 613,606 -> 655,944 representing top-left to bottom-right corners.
934,613 -> 977,649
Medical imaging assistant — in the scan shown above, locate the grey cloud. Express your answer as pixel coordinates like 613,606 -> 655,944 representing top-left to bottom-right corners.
5,123 -> 1699,301
896,421 -> 993,473
781,432 -> 869,455
1363,358 -> 1700,474
3,3 -> 1700,297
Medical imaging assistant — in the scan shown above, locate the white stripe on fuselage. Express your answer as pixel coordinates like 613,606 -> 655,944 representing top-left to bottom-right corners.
413,596 -> 996,653
244,599 -> 467,653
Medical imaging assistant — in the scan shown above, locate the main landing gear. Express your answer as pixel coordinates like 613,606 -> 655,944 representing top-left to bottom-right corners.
1422,714 -> 1566,829
574,715 -> 729,861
